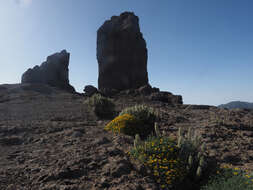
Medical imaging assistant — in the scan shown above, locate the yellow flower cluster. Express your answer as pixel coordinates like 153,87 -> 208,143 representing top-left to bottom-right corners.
104,113 -> 141,136
135,137 -> 186,189
217,164 -> 253,187
231,167 -> 253,186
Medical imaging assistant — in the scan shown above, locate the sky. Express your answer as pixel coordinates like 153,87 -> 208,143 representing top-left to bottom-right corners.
0,0 -> 253,106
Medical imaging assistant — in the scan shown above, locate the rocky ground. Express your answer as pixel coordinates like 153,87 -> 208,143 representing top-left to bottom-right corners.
0,83 -> 253,190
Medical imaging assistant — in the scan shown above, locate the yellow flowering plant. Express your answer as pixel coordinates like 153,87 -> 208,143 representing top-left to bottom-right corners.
201,165 -> 253,190
119,105 -> 158,138
129,125 -> 221,189
129,135 -> 187,189
104,114 -> 149,137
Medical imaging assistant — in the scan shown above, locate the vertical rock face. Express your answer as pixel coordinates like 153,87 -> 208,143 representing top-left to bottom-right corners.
97,12 -> 148,92
21,50 -> 75,93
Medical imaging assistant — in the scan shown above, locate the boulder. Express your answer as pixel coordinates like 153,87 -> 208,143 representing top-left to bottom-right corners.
137,84 -> 160,95
83,85 -> 98,97
138,84 -> 153,95
152,87 -> 160,93
21,50 -> 75,93
97,12 -> 148,92
172,95 -> 183,104
99,88 -> 119,97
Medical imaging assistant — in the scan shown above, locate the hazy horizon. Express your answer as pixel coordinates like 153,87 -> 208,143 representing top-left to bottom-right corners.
1,0 -> 253,106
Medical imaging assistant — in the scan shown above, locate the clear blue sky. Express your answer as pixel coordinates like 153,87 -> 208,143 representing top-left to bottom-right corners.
1,0 -> 253,106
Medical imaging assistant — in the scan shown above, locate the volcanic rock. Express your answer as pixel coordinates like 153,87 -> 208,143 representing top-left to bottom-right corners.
97,12 -> 148,93
21,50 -> 75,93
150,91 -> 183,104
137,84 -> 153,95
83,85 -> 98,97
100,88 -> 119,97
137,84 -> 161,95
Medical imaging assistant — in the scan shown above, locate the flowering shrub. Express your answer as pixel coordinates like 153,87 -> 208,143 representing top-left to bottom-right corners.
106,114 -> 253,189
104,114 -> 146,137
119,104 -> 157,124
201,165 -> 253,190
129,126 -> 220,189
119,105 -> 157,138
129,135 -> 186,189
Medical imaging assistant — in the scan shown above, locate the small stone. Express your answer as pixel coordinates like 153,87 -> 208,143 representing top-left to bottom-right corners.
110,159 -> 133,178
72,131 -> 83,138
107,147 -> 123,156
99,177 -> 110,188
93,137 -> 110,145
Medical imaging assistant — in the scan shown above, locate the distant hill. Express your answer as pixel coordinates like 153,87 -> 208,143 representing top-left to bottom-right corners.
218,101 -> 253,109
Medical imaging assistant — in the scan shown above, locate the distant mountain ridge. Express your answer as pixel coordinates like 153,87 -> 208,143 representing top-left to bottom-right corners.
218,101 -> 253,109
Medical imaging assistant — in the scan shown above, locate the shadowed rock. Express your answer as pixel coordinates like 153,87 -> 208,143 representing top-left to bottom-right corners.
21,50 -> 75,93
97,12 -> 148,93
150,91 -> 183,104
83,85 -> 98,97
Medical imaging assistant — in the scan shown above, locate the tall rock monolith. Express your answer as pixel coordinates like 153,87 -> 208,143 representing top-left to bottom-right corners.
97,12 -> 148,93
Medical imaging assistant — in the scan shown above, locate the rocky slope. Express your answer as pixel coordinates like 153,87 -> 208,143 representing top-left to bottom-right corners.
0,84 -> 253,190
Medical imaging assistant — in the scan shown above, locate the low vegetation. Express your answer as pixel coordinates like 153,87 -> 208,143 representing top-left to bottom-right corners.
201,165 -> 253,190
104,104 -> 253,189
84,93 -> 115,119
130,133 -> 186,189
119,104 -> 157,124
118,104 -> 158,138
104,113 -> 143,137
129,126 -> 217,189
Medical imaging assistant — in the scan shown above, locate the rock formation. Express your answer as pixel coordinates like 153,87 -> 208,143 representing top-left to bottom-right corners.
97,12 -> 148,93
149,91 -> 183,104
21,50 -> 75,93
83,85 -> 98,97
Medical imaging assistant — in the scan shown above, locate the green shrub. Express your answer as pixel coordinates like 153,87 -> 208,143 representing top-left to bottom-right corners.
201,166 -> 253,190
119,105 -> 158,138
84,94 -> 115,119
119,104 -> 157,123
176,127 -> 218,188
